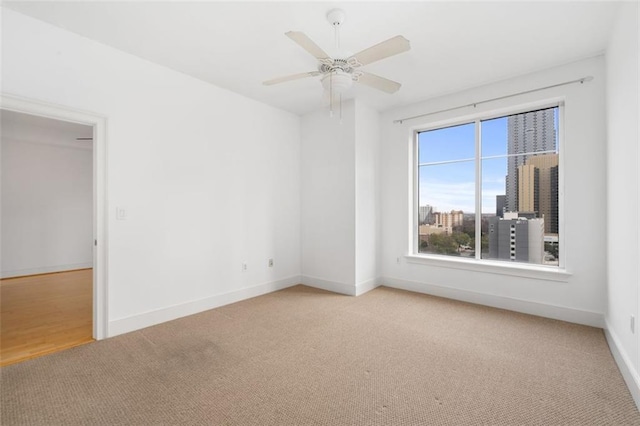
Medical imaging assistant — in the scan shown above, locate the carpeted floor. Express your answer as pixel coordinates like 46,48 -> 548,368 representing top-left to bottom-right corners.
1,285 -> 638,425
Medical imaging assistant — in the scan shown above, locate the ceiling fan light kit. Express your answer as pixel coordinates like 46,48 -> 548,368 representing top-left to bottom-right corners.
263,8 -> 411,117
321,70 -> 352,94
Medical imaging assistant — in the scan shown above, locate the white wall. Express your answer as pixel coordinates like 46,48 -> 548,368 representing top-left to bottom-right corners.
1,115 -> 93,277
605,1 -> 640,405
301,101 -> 357,294
354,101 -> 381,294
380,56 -> 607,327
1,8 -> 301,336
300,99 -> 381,296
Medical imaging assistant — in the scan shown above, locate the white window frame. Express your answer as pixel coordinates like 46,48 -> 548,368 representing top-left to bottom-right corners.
408,99 -> 570,282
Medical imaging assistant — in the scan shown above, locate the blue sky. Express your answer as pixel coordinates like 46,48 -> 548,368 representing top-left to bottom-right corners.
418,120 -> 507,214
418,109 -> 558,214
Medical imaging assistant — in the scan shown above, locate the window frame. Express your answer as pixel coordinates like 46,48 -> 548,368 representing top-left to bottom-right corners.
409,99 -> 569,280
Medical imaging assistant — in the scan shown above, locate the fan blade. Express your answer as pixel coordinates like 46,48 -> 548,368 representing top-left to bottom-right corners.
285,31 -> 330,60
356,72 -> 402,94
263,71 -> 321,86
349,35 -> 410,67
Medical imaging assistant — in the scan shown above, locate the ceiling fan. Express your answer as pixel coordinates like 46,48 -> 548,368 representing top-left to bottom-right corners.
263,9 -> 410,97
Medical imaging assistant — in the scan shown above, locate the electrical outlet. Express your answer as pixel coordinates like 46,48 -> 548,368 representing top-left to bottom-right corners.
631,315 -> 635,334
268,258 -> 274,267
242,262 -> 248,272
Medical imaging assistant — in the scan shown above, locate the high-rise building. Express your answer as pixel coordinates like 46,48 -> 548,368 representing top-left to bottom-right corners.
526,154 -> 559,234
433,210 -> 464,230
496,195 -> 506,218
505,109 -> 556,212
488,217 -> 544,263
418,205 -> 434,225
517,164 -> 539,213
549,165 -> 559,234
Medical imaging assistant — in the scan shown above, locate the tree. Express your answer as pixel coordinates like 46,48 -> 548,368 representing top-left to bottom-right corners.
452,232 -> 471,249
466,235 -> 488,251
461,219 -> 476,239
428,233 -> 459,255
481,235 -> 489,251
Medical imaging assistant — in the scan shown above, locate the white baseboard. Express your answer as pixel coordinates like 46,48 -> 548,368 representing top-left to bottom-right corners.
108,275 -> 301,337
382,276 -> 604,328
301,275 -> 356,296
0,262 -> 93,279
604,321 -> 640,408
355,278 -> 381,296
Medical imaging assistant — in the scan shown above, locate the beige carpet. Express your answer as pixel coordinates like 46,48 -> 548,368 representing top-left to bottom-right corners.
1,285 -> 638,425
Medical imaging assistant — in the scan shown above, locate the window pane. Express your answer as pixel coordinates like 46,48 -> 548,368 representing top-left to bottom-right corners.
481,116 -> 507,157
480,107 -> 559,266
418,122 -> 475,164
418,161 -> 475,257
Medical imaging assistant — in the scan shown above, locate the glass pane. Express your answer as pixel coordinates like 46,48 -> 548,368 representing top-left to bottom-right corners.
481,116 -> 507,157
418,161 -> 475,258
418,122 -> 475,164
480,106 -> 559,266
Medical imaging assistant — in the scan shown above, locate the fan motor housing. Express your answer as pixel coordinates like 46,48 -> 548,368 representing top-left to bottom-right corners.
319,59 -> 354,74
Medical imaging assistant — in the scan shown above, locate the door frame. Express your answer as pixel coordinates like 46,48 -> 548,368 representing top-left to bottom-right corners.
1,93 -> 108,340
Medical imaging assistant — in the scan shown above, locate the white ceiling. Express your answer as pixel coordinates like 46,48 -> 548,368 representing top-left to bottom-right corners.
4,1 -> 620,116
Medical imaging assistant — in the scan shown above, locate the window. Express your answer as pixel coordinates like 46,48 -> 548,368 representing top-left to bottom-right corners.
416,105 -> 560,267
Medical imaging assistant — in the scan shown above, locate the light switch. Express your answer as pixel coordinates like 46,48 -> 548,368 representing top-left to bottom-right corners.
116,207 -> 127,220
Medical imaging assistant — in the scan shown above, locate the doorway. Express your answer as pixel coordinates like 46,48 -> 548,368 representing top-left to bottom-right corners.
0,96 -> 107,365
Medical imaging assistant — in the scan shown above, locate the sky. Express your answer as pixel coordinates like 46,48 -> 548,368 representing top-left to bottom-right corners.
418,108 -> 558,214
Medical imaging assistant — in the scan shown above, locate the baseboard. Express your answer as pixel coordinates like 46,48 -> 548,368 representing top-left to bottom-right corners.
0,263 -> 93,279
300,275 -> 356,296
299,276 -> 380,296
108,275 -> 301,337
382,276 -> 604,328
355,278 -> 382,296
604,321 -> 640,409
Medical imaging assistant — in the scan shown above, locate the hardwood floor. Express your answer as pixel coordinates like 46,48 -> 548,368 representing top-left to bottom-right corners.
1,269 -> 94,367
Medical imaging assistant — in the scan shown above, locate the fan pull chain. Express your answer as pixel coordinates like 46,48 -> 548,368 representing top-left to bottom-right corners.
339,93 -> 343,123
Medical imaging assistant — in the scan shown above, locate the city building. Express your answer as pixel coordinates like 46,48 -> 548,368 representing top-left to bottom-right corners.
517,163 -> 539,213
433,210 -> 463,230
418,205 -> 434,225
418,224 -> 448,246
522,154 -> 561,234
550,165 -> 559,234
505,109 -> 556,212
495,195 -> 506,218
515,153 -> 559,234
488,216 -> 544,264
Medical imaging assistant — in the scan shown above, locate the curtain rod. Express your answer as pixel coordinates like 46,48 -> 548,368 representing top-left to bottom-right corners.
393,76 -> 593,124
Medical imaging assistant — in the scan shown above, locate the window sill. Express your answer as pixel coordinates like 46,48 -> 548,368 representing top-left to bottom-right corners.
404,254 -> 572,282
